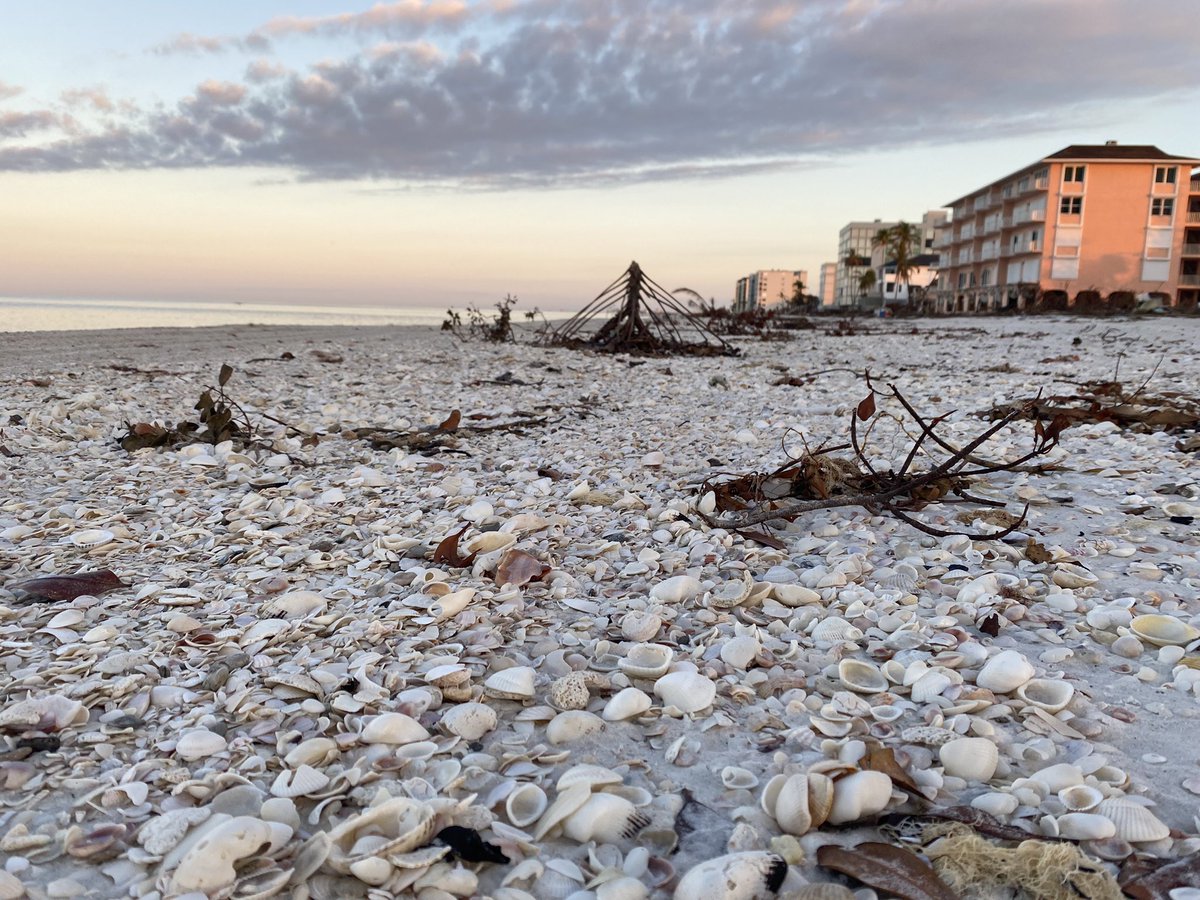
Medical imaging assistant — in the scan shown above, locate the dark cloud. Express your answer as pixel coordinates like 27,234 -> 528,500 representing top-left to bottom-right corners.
5,0 -> 1200,185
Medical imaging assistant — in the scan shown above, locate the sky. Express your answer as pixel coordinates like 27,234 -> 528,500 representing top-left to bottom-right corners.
2,0 -> 1199,310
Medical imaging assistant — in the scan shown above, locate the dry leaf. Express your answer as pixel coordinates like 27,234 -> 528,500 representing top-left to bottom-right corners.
1120,853 -> 1200,899
495,549 -> 551,587
433,525 -> 476,567
862,744 -> 924,797
816,842 -> 957,900
857,391 -> 877,421
10,570 -> 127,602
438,410 -> 462,432
977,612 -> 1002,637
1024,539 -> 1053,563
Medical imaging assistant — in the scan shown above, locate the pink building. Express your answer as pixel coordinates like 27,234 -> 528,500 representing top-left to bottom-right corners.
936,143 -> 1200,311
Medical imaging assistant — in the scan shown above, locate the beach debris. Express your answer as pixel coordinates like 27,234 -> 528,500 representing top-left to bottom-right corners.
442,294 -> 544,343
543,261 -> 738,356
8,569 -> 127,603
344,408 -> 548,455
983,376 -> 1200,434
816,842 -> 957,900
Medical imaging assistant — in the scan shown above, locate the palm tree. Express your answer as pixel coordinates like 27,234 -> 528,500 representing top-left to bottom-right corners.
857,269 -> 876,309
672,287 -> 720,315
789,277 -> 806,310
873,222 -> 922,305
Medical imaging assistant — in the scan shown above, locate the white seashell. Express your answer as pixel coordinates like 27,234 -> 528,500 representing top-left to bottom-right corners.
811,616 -> 863,643
271,764 -> 330,798
1057,813 -> 1116,840
360,713 -> 430,745
654,671 -> 716,714
534,785 -> 594,841
772,773 -> 812,836
137,807 -> 212,856
709,573 -> 753,609
971,792 -> 1018,817
1052,562 -> 1099,588
772,584 -> 821,606
721,766 -> 759,791
837,659 -> 888,694
673,851 -> 788,900
556,764 -> 623,792
562,793 -> 650,844
1030,764 -> 1084,793
870,704 -> 905,723
505,783 -> 548,827
169,816 -> 282,894
1017,678 -> 1075,713
597,875 -> 650,900
910,670 -> 953,703
484,666 -> 537,700
47,608 -> 85,628
260,797 -> 300,831
939,737 -> 999,782
650,575 -> 703,603
424,664 -> 470,688
266,590 -> 327,618
349,856 -> 394,885
70,528 -> 115,548
1058,785 -> 1104,813
721,635 -> 760,670
603,687 -> 653,721
1096,798 -> 1170,842
0,694 -> 88,731
976,649 -> 1035,693
464,531 -> 517,554
619,644 -> 673,680
1130,614 -> 1200,647
175,729 -> 227,761
826,771 -> 893,825
440,703 -> 498,740
620,611 -> 662,642
547,710 -> 605,744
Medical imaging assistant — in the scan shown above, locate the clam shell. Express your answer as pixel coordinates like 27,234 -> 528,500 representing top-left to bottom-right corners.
649,575 -> 703,603
772,774 -> 811,836
1057,813 -> 1116,841
556,764 -> 623,792
807,773 -> 835,828
534,785 -> 594,840
673,852 -> 788,900
811,616 -> 863,643
837,659 -> 888,694
1058,785 -> 1103,812
826,771 -> 893,825
562,793 -> 650,844
1130,614 -> 1200,647
360,713 -> 430,745
505,783 -> 548,827
976,649 -> 1035,693
546,710 -> 605,744
464,531 -> 517,554
1052,562 -> 1098,588
266,590 -> 327,618
1017,678 -> 1075,713
772,584 -> 821,606
484,666 -> 537,700
169,816 -> 279,895
720,635 -> 760,670
602,687 -> 653,721
1096,798 -> 1170,842
708,573 -> 753,609
620,611 -> 662,642
619,644 -> 673,680
175,729 -> 227,761
654,671 -> 716,714
939,737 -> 999,782
326,798 -> 437,872
440,702 -> 498,740
721,767 -> 759,791
70,529 -> 115,548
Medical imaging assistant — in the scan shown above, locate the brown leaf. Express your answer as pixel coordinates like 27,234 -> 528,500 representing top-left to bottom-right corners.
218,363 -> 234,386
310,349 -> 344,364
1024,539 -> 1053,564
1120,853 -> 1200,899
495,549 -> 551,587
857,391 -> 877,421
862,744 -> 924,797
817,843 -> 957,900
10,570 -> 127,602
977,612 -> 1002,637
537,466 -> 566,481
432,525 -> 476,567
735,529 -> 787,551
437,410 -> 462,432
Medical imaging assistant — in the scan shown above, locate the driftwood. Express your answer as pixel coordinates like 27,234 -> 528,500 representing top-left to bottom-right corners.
700,380 -> 1068,541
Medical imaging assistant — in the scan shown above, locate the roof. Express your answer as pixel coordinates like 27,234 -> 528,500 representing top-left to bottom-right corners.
945,143 -> 1200,207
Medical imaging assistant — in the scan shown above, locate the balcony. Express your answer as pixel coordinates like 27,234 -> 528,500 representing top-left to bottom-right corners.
980,247 -> 998,261
1191,177 -> 1200,194
1189,211 -> 1200,223
1034,176 -> 1049,190
1182,244 -> 1200,256
1180,274 -> 1200,286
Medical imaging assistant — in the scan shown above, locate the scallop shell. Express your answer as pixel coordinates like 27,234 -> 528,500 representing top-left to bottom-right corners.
270,764 -> 330,798
1017,678 -> 1075,713
1096,798 -> 1170,842
810,617 -> 863,643
562,793 -> 651,844
654,671 -> 716,714
721,767 -> 759,791
620,611 -> 663,642
603,687 -> 653,721
556,764 -> 624,792
359,713 -> 430,745
440,703 -> 498,740
708,573 -> 753,609
547,710 -> 605,744
175,729 -> 228,761
826,770 -> 893,825
649,575 -> 703,603
976,649 -> 1035,693
483,666 -> 537,700
70,529 -> 115,548
939,737 -> 999,782
1130,614 -> 1200,647
837,659 -> 888,694
673,852 -> 788,900
1058,785 -> 1104,813
618,644 -> 673,680
505,783 -> 548,827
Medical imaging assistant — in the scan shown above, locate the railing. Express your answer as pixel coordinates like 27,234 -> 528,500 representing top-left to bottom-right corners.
1182,244 -> 1200,256
1191,177 -> 1200,193
1180,274 -> 1200,286
1034,177 -> 1049,190
1188,211 -> 1200,223
980,248 -> 998,261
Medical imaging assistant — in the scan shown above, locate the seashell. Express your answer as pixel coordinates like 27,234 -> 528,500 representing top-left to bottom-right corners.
557,764 -> 624,793
619,644 -> 673,680
1082,837 -> 1133,861
1057,813 -> 1116,840
271,765 -> 330,798
169,816 -> 282,895
673,852 -> 788,900
938,737 -> 999,782
721,635 -> 760,670
826,771 -> 893,825
787,887 -> 856,900
910,670 -> 954,703
266,590 -> 327,618
440,703 -> 498,740
650,575 -> 703,603
484,666 -> 537,700
620,611 -> 662,642
721,767 -> 759,791
562,793 -> 651,844
1096,798 -> 1170,842
597,875 -> 650,900
1130,614 -> 1200,647
603,687 -> 653,721
811,616 -> 863,643
0,694 -> 88,731
326,798 -> 437,872
760,773 -> 786,818
807,773 -> 835,828
137,807 -> 212,856
175,729 -> 227,761
70,528 -> 115,548
1052,562 -> 1098,588
1017,678 -> 1075,713
655,671 -> 716,714
772,584 -> 821,606
976,649 -> 1035,693
837,659 -> 888,694
547,710 -> 605,744
349,856 -> 393,885
360,713 -> 430,745
505,783 -> 548,827
464,530 -> 517,555
260,797 -> 301,831
870,704 -> 904,723
971,792 -> 1018,817
535,858 -> 586,898
1058,785 -> 1104,812
47,608 -> 85,628
534,784 -> 593,840
709,573 -> 754,609
772,774 -> 811,836
0,872 -> 25,900
1030,764 -> 1084,793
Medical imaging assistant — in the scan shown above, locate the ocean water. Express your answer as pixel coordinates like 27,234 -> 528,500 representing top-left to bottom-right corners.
0,297 -> 569,333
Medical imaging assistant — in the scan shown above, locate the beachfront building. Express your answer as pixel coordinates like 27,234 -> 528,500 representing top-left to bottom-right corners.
934,143 -> 1200,312
818,262 -> 837,307
877,254 -> 940,305
835,220 -> 896,308
733,269 -> 807,313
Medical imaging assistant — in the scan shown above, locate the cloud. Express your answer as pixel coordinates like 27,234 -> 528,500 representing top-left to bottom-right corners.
0,110 -> 60,138
0,81 -> 23,102
61,87 -> 117,112
6,0 -> 1200,186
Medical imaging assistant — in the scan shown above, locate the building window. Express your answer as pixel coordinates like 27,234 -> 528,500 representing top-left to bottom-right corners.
1151,198 -> 1174,216
1060,197 -> 1082,215
1055,245 -> 1079,257
1063,165 -> 1085,183
957,273 -> 967,289
1155,166 -> 1177,184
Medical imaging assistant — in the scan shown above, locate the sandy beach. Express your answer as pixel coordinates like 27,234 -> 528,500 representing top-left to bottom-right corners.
2,316 -> 1200,899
